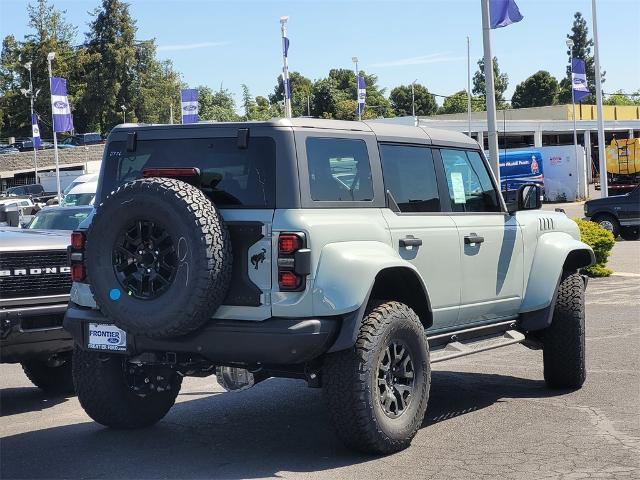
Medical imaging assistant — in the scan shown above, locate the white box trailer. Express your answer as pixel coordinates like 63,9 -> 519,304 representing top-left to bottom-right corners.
38,169 -> 85,193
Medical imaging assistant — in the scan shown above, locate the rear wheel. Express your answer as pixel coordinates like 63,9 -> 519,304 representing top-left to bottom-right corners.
620,226 -> 640,241
21,353 -> 74,394
73,347 -> 182,428
593,214 -> 620,238
322,301 -> 430,454
542,272 -> 586,389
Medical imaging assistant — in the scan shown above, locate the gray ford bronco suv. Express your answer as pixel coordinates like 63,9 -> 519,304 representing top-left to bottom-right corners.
64,119 -> 595,454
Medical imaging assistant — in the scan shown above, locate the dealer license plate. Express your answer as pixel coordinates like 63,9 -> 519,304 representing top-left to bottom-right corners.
87,323 -> 128,352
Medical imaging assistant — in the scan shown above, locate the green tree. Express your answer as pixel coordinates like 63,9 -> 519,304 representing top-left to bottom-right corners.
328,68 -> 393,118
473,56 -> 509,109
270,71 -> 313,117
438,90 -> 483,115
310,77 -> 342,118
198,86 -> 240,122
558,12 -> 604,104
80,0 -> 138,133
389,83 -> 437,117
603,90 -> 640,106
511,70 -> 559,108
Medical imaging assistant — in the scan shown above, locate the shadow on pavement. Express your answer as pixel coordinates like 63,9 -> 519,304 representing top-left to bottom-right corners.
0,387 -> 72,416
1,370 -> 567,479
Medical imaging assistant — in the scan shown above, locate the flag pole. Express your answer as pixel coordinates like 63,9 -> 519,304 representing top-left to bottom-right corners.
47,52 -> 61,204
467,35 -> 472,137
480,0 -> 500,182
591,0 -> 608,197
352,56 -> 361,121
25,62 -> 38,183
280,16 -> 292,119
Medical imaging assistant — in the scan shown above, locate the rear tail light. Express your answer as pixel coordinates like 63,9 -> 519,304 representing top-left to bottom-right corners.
277,232 -> 310,292
68,230 -> 86,282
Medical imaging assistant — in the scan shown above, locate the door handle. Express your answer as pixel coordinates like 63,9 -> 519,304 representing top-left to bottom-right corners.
399,236 -> 423,248
464,233 -> 485,245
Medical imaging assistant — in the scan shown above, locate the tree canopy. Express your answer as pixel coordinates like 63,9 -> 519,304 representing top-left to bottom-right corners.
389,83 -> 437,117
438,90 -> 483,115
472,56 -> 509,109
511,71 -> 559,108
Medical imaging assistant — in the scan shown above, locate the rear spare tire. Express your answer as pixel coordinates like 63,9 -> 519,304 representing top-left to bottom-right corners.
85,177 -> 232,338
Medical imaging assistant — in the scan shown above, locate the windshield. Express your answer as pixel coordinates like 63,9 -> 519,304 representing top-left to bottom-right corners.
29,208 -> 92,230
101,136 -> 276,208
62,193 -> 95,206
63,181 -> 83,195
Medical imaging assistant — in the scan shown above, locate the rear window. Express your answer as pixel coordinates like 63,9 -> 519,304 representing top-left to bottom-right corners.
102,137 -> 276,208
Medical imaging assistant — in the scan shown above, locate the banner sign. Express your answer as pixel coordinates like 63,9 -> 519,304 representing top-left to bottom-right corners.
181,88 -> 199,124
32,113 -> 41,149
571,58 -> 590,102
50,77 -> 74,133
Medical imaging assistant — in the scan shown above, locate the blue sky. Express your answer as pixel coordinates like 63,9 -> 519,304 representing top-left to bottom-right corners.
2,0 -> 639,110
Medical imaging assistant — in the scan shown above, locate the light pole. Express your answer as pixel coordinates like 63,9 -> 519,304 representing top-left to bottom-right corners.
592,0 -> 608,197
121,105 -> 126,124
352,56 -> 360,121
411,79 -> 417,126
21,61 -> 40,183
467,35 -> 472,137
47,51 -> 62,203
566,38 -> 581,199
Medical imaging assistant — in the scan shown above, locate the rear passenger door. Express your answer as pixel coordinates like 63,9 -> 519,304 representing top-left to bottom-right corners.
380,144 -> 461,330
438,148 -> 524,325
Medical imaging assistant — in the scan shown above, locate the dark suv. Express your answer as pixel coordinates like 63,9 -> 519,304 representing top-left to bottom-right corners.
584,186 -> 640,240
60,133 -> 105,147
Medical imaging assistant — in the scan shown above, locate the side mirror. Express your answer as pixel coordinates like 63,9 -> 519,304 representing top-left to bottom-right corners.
508,183 -> 542,214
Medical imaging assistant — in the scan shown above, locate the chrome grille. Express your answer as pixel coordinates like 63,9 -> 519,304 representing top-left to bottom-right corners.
0,250 -> 71,299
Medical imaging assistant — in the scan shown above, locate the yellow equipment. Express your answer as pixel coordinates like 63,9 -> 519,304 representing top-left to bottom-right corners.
606,138 -> 640,175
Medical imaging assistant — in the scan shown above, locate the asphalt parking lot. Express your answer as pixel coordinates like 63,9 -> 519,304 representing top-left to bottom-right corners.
1,241 -> 639,479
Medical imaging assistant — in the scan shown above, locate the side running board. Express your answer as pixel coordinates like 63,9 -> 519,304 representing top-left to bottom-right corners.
428,320 -> 525,364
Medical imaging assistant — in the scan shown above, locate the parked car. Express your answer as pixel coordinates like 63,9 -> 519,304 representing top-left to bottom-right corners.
0,145 -> 19,154
2,183 -> 57,204
27,205 -> 93,231
0,228 -> 74,393
62,173 -> 99,197
65,119 -> 594,454
61,181 -> 97,206
584,185 -> 640,240
60,133 -> 105,147
0,198 -> 37,227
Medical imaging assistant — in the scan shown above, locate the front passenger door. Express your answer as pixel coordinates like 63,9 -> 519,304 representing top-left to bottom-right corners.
439,149 -> 524,326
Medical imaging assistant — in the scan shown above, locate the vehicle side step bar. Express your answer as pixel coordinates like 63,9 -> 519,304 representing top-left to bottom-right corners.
427,320 -> 525,363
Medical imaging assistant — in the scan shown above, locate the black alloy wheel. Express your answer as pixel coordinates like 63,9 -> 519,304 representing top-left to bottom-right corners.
112,219 -> 178,300
377,340 -> 415,418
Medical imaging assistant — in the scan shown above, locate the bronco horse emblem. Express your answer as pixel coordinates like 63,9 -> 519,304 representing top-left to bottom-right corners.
250,248 -> 267,270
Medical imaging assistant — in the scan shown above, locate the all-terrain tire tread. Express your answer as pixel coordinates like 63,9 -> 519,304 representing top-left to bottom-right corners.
542,272 -> 586,389
73,347 -> 182,429
322,301 -> 430,454
21,356 -> 74,394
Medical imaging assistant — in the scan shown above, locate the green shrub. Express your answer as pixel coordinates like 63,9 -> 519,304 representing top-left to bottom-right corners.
574,218 -> 615,277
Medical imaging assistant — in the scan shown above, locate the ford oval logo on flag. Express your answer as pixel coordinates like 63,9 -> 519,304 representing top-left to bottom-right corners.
53,100 -> 67,109
183,104 -> 198,112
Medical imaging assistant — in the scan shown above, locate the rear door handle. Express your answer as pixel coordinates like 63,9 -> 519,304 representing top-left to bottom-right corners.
399,236 -> 422,248
464,233 -> 485,245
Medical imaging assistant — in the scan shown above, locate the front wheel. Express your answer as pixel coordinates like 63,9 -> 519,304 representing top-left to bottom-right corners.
73,347 -> 182,428
542,272 -> 586,389
322,301 -> 430,454
21,353 -> 74,394
593,214 -> 620,238
620,226 -> 640,241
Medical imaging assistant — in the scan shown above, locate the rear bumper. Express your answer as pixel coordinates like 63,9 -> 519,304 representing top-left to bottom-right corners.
1,303 -> 73,363
64,303 -> 341,365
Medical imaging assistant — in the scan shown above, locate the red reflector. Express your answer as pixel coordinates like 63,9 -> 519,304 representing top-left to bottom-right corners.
278,234 -> 301,254
142,167 -> 199,178
71,264 -> 86,282
279,271 -> 301,290
71,231 -> 85,250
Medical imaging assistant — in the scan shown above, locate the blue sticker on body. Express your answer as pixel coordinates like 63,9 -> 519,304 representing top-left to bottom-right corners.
109,288 -> 121,301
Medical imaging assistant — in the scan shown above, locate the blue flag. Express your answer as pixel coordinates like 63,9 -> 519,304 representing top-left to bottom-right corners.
50,77 -> 74,132
31,113 -> 41,149
283,36 -> 290,58
490,0 -> 523,29
181,89 -> 199,124
571,58 -> 589,102
356,75 -> 366,116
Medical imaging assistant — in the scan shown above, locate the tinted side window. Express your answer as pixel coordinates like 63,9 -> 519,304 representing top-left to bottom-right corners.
379,144 -> 440,212
441,149 -> 501,212
306,137 -> 373,201
102,137 -> 276,208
